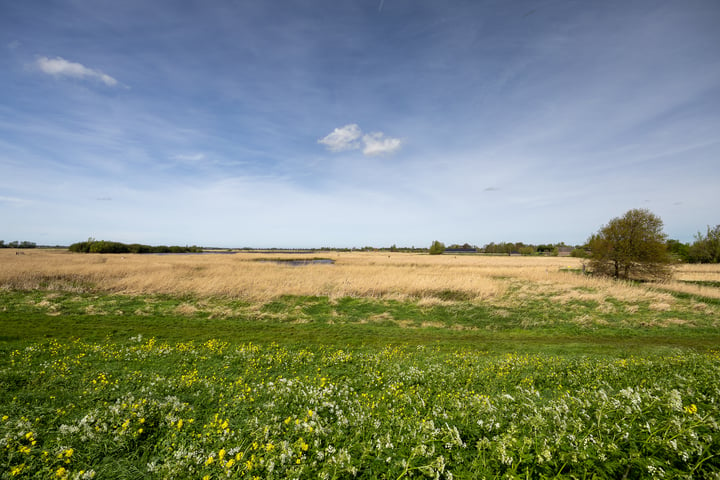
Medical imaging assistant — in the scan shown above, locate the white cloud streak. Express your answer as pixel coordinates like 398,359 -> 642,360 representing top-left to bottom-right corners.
36,56 -> 118,86
319,124 -> 402,156
172,153 -> 206,162
0,195 -> 29,206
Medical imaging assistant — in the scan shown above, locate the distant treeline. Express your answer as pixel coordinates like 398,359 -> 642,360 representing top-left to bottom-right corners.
438,242 -> 586,257
0,240 -> 37,249
478,242 -> 577,256
68,240 -> 202,254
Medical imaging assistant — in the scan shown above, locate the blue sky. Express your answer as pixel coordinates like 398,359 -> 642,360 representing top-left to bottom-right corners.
1,0 -> 719,248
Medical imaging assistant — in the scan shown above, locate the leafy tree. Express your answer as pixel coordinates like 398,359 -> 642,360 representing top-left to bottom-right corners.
688,225 -> 720,263
519,246 -> 535,256
666,239 -> 690,262
429,240 -> 445,255
587,209 -> 672,280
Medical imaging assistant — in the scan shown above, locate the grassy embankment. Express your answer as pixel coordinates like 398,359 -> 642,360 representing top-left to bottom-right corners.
1,250 -> 719,478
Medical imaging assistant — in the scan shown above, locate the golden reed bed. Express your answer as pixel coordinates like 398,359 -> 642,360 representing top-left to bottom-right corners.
1,249 -> 719,302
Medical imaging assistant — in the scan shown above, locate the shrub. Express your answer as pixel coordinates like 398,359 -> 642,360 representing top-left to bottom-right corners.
429,240 -> 445,255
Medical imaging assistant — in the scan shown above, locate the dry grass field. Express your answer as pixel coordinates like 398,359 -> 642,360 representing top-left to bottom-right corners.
2,249 -> 719,304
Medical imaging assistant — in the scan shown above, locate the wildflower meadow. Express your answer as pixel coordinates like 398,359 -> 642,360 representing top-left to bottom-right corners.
2,337 -> 719,479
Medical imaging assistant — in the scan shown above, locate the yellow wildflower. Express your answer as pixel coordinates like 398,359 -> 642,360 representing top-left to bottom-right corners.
55,467 -> 67,478
218,448 -> 226,460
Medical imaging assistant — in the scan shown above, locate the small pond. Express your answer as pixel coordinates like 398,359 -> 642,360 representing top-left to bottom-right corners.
257,258 -> 335,266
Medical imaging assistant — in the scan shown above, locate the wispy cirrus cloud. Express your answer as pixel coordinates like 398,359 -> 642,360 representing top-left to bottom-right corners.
319,124 -> 402,156
172,152 -> 206,162
36,56 -> 119,86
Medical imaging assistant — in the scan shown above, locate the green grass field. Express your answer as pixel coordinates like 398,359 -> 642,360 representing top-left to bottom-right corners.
2,281 -> 720,479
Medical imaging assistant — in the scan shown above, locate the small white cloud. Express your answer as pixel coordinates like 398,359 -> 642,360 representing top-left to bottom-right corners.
362,132 -> 402,156
8,40 -> 21,50
318,124 -> 362,152
36,56 -> 118,86
319,124 -> 403,156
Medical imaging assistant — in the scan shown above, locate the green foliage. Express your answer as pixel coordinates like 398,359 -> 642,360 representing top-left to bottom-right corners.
89,240 -> 128,253
483,242 -> 566,255
688,225 -> 720,263
67,241 -> 91,253
588,209 -> 672,280
518,245 -> 535,256
570,247 -> 588,258
447,243 -> 477,251
429,240 -> 445,255
68,240 -> 202,254
667,239 -> 691,262
483,242 -> 519,254
0,240 -> 36,249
